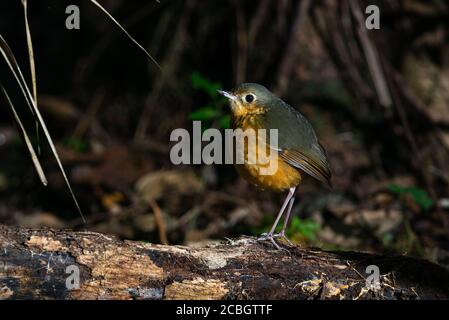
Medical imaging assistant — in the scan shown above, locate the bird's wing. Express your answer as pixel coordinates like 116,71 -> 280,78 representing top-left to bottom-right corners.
261,101 -> 332,188
280,144 -> 332,188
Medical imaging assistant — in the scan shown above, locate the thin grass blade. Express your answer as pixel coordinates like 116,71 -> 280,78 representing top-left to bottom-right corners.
89,0 -> 162,71
0,84 -> 47,186
21,0 -> 41,155
0,35 -> 86,223
0,34 -> 36,116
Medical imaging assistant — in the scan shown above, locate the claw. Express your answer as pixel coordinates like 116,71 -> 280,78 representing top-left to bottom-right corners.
273,231 -> 294,246
257,233 -> 282,250
258,232 -> 268,239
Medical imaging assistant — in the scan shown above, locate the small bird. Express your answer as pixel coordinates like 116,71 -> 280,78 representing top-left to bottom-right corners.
218,83 -> 331,248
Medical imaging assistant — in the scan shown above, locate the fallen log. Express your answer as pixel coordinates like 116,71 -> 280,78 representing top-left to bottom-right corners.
0,224 -> 448,300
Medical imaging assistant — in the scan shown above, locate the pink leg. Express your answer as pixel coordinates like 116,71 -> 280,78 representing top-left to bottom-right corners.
274,197 -> 295,245
258,186 -> 296,249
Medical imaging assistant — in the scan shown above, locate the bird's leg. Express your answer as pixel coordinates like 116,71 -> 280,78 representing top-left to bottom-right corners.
258,186 -> 296,248
273,197 -> 295,246
268,187 -> 296,235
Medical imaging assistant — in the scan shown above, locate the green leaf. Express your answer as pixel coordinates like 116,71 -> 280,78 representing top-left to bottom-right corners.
409,188 -> 433,210
286,217 -> 320,241
388,184 -> 433,210
388,184 -> 404,194
62,137 -> 88,154
189,106 -> 221,121
218,115 -> 231,129
191,72 -> 222,98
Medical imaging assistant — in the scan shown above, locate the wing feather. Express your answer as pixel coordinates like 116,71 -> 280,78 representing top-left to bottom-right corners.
280,146 -> 332,188
260,99 -> 332,188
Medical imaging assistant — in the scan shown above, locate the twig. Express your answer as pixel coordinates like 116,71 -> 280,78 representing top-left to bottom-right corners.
72,90 -> 106,138
248,0 -> 270,46
134,0 -> 196,141
234,1 -> 248,85
310,2 -> 374,98
275,0 -> 311,96
149,199 -> 169,245
349,1 -> 392,108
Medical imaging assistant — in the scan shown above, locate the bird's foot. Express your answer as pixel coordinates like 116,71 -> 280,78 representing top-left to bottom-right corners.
257,233 -> 282,250
272,231 -> 294,246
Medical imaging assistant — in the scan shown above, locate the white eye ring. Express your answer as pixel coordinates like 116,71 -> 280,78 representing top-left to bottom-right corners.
244,94 -> 255,103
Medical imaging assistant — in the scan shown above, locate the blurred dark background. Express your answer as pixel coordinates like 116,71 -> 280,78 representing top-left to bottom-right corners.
1,0 -> 449,267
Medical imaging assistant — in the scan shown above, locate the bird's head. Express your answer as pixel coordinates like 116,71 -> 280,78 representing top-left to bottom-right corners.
218,83 -> 276,117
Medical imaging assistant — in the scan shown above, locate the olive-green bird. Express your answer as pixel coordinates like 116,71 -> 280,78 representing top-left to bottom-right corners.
219,83 -> 331,248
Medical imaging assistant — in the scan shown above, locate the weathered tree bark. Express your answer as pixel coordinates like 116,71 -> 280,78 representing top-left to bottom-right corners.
0,224 -> 448,300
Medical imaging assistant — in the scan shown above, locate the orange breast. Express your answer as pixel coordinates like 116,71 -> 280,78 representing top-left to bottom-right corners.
233,113 -> 302,192
235,159 -> 301,192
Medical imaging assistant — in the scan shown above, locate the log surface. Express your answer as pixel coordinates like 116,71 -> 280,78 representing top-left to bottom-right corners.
0,224 -> 448,300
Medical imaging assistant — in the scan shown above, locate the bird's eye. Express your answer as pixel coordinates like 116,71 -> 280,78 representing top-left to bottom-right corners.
245,94 -> 255,103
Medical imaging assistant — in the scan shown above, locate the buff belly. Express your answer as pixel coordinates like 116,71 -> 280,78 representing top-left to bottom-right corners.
235,157 -> 301,192
232,112 -> 302,192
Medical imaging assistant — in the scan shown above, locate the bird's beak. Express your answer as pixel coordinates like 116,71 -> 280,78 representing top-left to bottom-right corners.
218,89 -> 238,102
